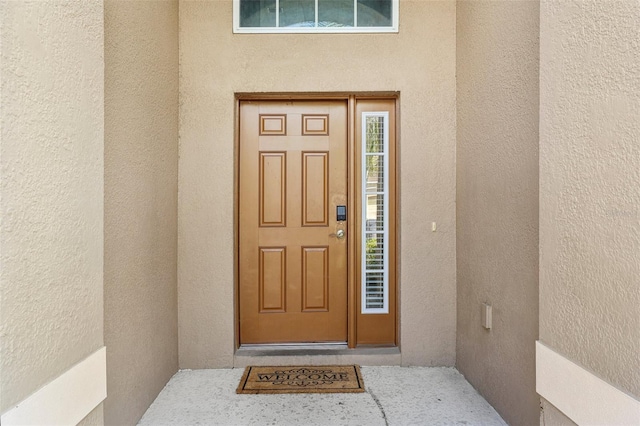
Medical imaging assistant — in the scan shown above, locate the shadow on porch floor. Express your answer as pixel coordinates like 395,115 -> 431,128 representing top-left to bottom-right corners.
139,366 -> 506,425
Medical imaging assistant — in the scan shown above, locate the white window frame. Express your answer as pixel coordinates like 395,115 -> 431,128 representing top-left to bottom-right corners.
233,0 -> 399,34
361,112 -> 389,314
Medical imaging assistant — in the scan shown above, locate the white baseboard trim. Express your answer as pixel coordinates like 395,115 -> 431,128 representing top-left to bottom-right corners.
536,341 -> 640,426
1,346 -> 107,426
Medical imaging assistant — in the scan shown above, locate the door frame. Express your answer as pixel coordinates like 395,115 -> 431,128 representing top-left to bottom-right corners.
234,92 -> 399,349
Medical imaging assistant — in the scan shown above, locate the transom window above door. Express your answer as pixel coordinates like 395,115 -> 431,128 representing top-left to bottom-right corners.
234,0 -> 399,33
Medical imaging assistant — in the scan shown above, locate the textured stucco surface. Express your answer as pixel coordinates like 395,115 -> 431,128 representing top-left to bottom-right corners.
104,0 -> 179,424
178,0 -> 457,368
456,1 -> 540,425
540,0 -> 640,400
540,399 -> 577,426
77,403 -> 104,426
0,0 -> 104,414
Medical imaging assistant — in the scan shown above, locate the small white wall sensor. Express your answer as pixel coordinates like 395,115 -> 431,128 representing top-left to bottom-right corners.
482,303 -> 492,330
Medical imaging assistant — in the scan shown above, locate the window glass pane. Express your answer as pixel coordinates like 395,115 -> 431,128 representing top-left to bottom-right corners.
365,193 -> 384,231
361,112 -> 388,314
365,116 -> 385,153
357,0 -> 392,27
280,0 -> 316,27
238,0 -> 396,30
318,0 -> 354,27
364,271 -> 384,309
240,0 -> 277,27
365,154 -> 384,193
365,234 -> 384,271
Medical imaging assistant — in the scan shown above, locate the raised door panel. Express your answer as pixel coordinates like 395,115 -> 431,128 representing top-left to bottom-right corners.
259,247 -> 286,312
302,247 -> 329,312
259,152 -> 286,227
302,152 -> 329,227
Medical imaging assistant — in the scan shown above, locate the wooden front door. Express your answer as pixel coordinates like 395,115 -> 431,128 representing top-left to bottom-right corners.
239,100 -> 348,344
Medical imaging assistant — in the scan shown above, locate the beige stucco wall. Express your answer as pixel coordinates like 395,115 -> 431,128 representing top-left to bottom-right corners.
0,0 -> 104,415
540,0 -> 640,403
78,404 -> 104,426
178,0 -> 457,368
539,399 -> 577,426
104,0 -> 179,424
456,1 -> 540,425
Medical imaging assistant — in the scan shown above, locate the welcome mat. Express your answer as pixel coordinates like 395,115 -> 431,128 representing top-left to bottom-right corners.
236,365 -> 365,394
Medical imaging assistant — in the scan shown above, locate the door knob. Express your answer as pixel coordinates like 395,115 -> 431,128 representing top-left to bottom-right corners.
336,229 -> 345,239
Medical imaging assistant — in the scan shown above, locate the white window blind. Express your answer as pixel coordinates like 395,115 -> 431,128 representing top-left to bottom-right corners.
361,112 -> 389,314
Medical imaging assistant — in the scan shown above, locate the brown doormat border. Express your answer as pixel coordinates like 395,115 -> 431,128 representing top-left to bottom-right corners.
236,365 -> 365,394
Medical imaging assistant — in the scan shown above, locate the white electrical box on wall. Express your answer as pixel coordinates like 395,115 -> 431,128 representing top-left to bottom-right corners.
482,303 -> 492,330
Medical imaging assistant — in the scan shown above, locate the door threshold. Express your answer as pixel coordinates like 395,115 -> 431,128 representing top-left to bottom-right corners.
238,343 -> 348,354
236,343 -> 399,357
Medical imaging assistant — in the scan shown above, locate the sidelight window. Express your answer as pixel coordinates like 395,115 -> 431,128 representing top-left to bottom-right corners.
361,112 -> 389,314
234,0 -> 398,33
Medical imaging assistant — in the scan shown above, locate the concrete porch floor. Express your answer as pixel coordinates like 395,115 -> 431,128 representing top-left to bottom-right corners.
138,366 -> 507,425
